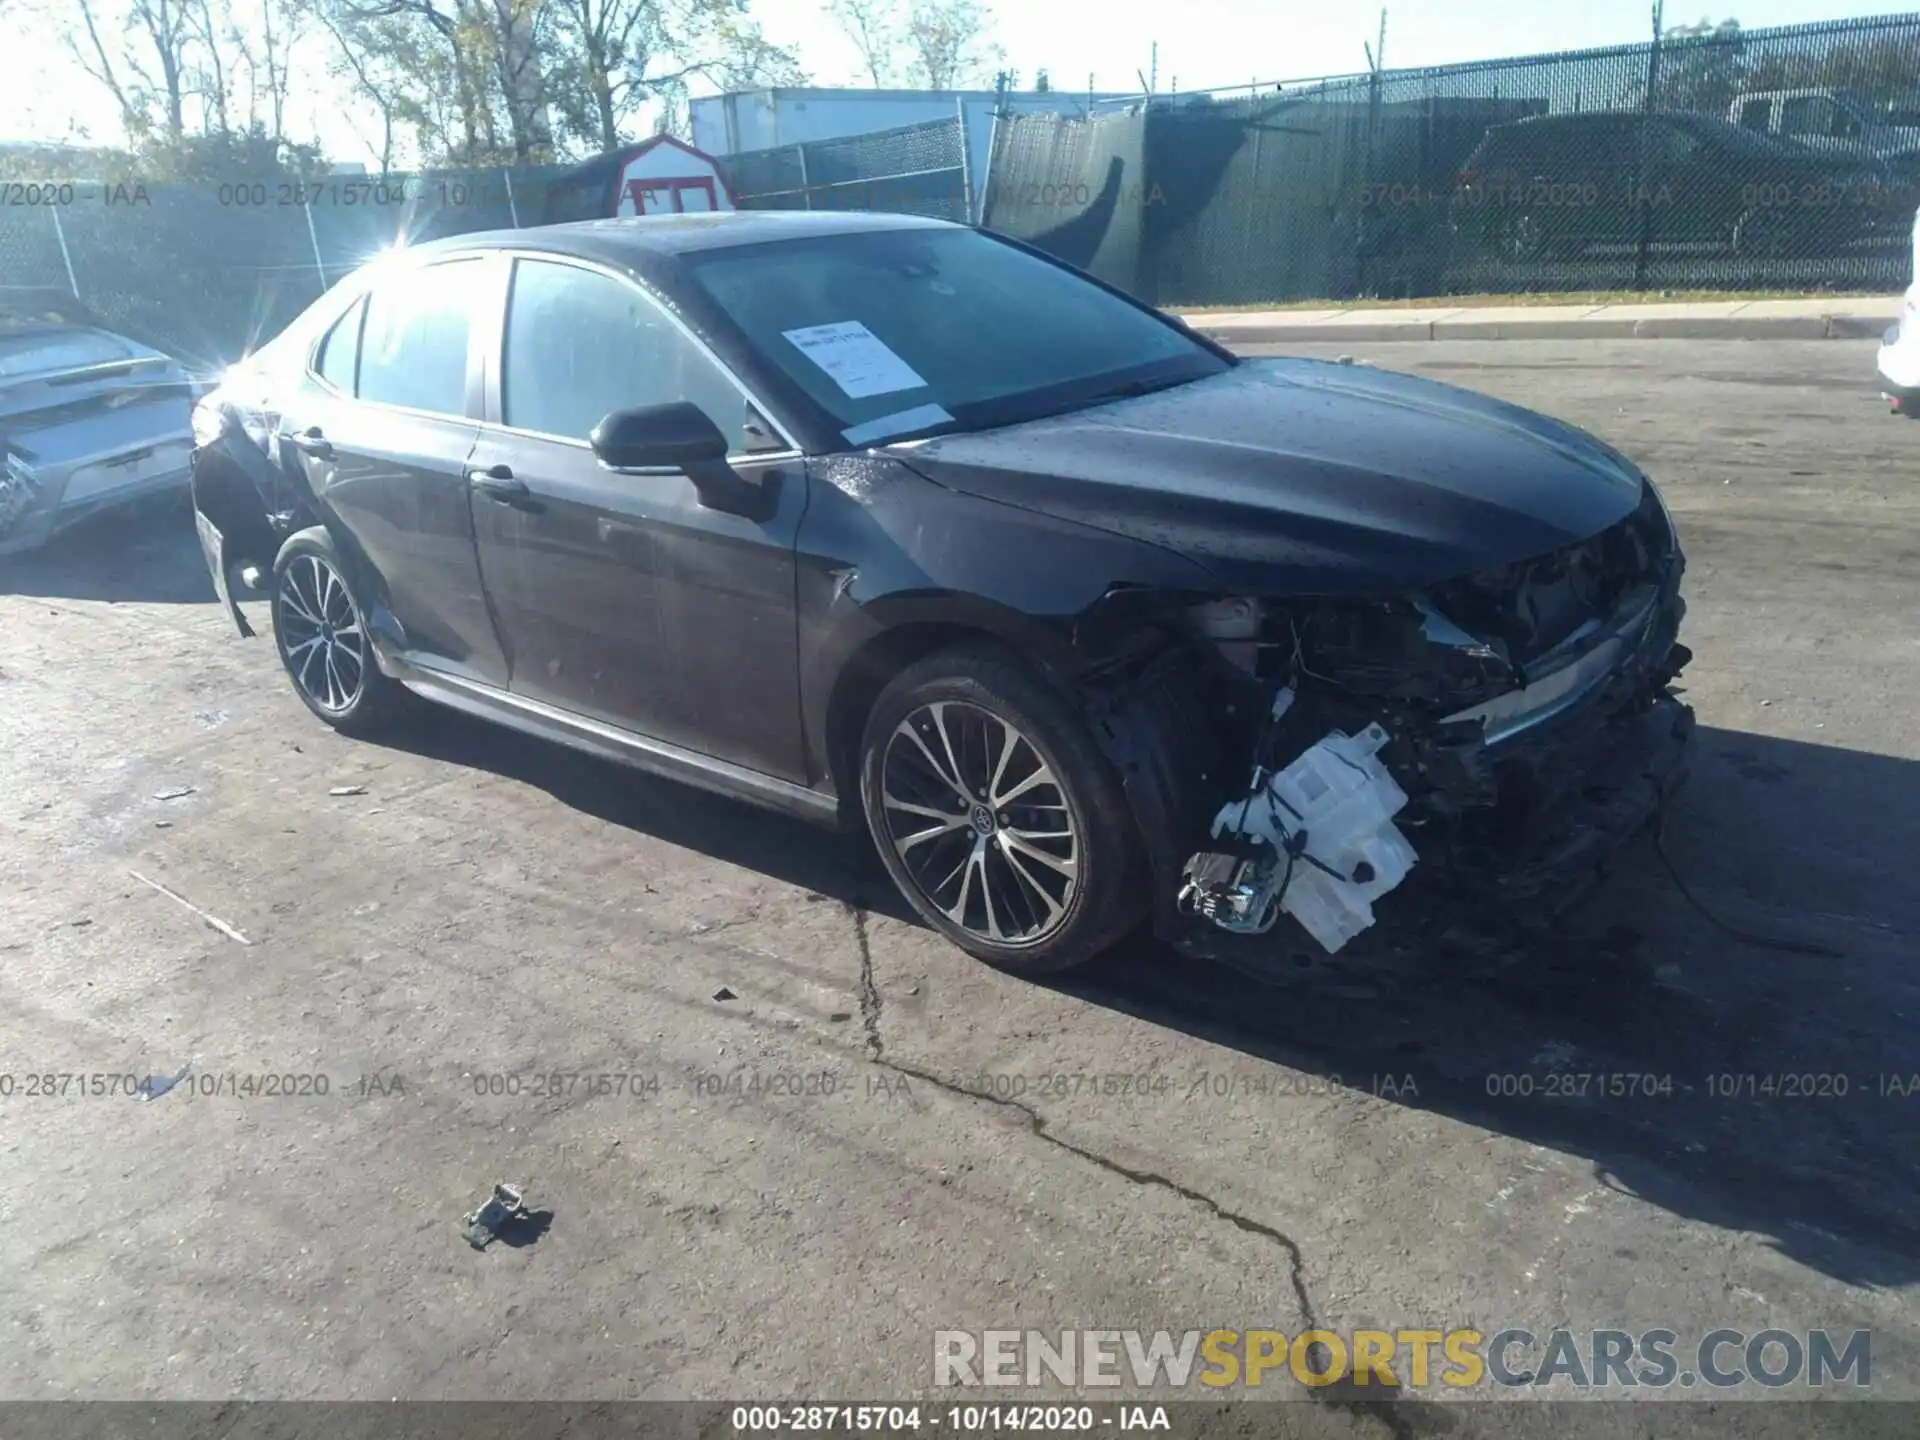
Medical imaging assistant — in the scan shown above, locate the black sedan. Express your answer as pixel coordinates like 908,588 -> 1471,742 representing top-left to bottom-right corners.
1452,111 -> 1897,261
189,212 -> 1692,974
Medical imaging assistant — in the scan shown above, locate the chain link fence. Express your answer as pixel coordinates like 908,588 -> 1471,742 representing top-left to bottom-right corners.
6,11 -> 1917,363
986,12 -> 1920,305
719,117 -> 972,221
0,128 -> 966,368
0,166 -> 569,369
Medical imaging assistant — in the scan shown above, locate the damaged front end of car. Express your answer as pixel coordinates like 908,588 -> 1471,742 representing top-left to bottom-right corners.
1081,477 -> 1693,965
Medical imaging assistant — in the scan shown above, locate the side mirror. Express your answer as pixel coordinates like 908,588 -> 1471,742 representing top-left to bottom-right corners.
589,402 -> 775,520
591,401 -> 728,469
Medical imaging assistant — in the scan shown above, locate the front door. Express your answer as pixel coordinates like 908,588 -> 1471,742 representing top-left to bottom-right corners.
467,254 -> 809,782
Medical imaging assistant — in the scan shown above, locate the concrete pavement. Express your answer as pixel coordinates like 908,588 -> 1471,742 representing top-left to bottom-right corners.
1179,295 -> 1904,343
1,340 -> 1916,1421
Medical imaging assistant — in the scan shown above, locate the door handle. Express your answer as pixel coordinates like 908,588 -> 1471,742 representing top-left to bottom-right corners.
288,426 -> 333,459
467,464 -> 529,500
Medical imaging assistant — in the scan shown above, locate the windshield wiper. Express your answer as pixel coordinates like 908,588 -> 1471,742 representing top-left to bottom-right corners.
1081,376 -> 1183,405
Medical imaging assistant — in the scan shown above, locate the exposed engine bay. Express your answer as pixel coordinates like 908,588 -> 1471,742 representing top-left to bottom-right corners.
1083,477 -> 1694,960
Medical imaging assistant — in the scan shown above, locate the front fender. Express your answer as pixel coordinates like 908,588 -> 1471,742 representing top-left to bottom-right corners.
794,455 -> 1216,789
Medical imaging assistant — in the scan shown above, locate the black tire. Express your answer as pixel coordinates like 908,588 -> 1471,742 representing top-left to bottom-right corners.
858,644 -> 1146,973
271,527 -> 409,735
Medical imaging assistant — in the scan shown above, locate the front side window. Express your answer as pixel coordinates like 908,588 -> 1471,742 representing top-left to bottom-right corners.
1738,98 -> 1772,131
682,226 -> 1226,445
356,260 -> 476,416
502,258 -> 753,449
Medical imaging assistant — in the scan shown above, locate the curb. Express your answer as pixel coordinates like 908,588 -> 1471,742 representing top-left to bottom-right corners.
1183,313 -> 1896,344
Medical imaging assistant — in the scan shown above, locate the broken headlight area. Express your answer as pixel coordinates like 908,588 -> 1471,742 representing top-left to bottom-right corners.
1099,486 -> 1693,959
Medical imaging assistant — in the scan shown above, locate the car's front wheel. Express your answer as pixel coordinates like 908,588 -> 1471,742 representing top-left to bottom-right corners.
858,645 -> 1146,973
272,528 -> 408,734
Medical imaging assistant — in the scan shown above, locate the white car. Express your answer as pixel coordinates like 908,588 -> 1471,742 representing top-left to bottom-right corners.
0,288 -> 202,554
1879,206 -> 1920,416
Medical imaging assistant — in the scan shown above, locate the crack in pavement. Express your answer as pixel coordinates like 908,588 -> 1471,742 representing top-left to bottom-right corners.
845,900 -> 1316,1314
843,901 -> 1423,1439
850,899 -> 883,1063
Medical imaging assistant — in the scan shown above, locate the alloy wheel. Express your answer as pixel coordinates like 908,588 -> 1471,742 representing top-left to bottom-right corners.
879,701 -> 1079,947
277,553 -> 365,714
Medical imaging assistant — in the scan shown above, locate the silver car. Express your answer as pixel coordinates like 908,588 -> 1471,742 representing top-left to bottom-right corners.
0,289 -> 200,555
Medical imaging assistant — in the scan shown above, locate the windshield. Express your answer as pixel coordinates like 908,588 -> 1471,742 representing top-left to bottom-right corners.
681,227 -> 1228,446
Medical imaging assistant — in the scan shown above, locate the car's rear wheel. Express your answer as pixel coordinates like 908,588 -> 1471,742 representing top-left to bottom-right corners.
858,645 -> 1145,973
272,529 -> 407,734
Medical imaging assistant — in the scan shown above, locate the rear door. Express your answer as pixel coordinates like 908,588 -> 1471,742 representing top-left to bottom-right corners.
465,252 -> 810,781
288,256 -> 508,686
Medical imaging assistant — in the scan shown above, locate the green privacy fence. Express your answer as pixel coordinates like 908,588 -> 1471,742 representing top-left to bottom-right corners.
5,11 -> 1919,365
983,12 -> 1920,304
720,118 -> 972,220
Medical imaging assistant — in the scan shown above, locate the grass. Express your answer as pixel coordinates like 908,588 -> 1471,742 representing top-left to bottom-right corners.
1178,288 -> 1897,312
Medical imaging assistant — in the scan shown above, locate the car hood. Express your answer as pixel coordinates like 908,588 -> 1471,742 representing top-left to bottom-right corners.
887,357 -> 1650,595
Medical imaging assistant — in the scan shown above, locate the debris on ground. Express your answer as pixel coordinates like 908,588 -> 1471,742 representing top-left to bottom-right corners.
462,1182 -> 530,1250
128,869 -> 252,945
138,1063 -> 192,1101
154,820 -> 172,829
713,987 -> 737,1001
328,784 -> 367,797
152,786 -> 196,801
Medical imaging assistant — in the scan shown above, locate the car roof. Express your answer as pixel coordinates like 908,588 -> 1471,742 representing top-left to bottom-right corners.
405,209 -> 962,266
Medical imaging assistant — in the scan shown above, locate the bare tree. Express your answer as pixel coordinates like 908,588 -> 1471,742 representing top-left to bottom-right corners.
65,0 -> 143,135
902,0 -> 1000,91
546,0 -> 804,152
305,0 -> 405,168
61,0 -> 198,141
488,0 -> 558,158
337,0 -> 502,161
128,0 -> 197,137
823,0 -> 898,86
238,0 -> 303,140
185,0 -> 234,135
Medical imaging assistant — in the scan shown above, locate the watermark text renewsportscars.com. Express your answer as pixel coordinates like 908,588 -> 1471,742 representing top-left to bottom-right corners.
933,1328 -> 1871,1392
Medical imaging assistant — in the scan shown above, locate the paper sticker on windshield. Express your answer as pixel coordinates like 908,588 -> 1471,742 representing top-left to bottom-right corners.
782,321 -> 926,399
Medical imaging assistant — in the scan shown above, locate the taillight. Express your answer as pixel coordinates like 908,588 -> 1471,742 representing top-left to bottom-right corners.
190,394 -> 226,448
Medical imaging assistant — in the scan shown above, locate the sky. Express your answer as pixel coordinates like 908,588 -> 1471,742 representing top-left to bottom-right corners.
8,0 -> 1920,164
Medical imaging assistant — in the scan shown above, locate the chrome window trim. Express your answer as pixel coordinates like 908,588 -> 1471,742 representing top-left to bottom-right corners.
476,417 -> 802,469
490,249 -> 804,457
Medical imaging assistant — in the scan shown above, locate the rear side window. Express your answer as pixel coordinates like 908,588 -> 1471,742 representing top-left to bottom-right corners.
502,258 -> 752,449
356,260 -> 476,416
314,297 -> 364,392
